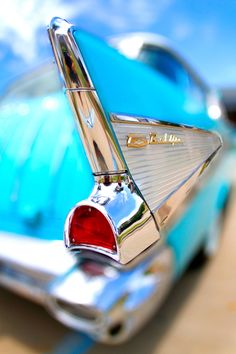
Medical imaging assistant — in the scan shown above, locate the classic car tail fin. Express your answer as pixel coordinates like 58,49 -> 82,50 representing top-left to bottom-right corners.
48,17 -> 221,264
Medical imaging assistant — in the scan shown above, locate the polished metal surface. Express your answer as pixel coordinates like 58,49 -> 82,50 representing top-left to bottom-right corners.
47,246 -> 174,343
66,89 -> 126,174
48,17 -> 126,174
47,17 -> 93,90
0,231 -> 174,344
0,232 -> 76,304
2,195 -> 236,353
154,164 -> 204,227
111,114 -> 222,225
65,174 -> 160,264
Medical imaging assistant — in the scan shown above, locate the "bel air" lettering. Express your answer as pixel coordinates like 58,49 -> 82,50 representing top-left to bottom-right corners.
127,132 -> 183,148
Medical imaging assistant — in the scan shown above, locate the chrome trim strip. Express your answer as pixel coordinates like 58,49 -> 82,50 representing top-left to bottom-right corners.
48,17 -> 126,174
66,87 -> 96,92
48,17 -> 94,90
66,89 -> 126,174
111,112 -> 221,134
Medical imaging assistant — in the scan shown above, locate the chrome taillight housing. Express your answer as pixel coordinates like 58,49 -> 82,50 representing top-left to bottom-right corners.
64,175 -> 159,264
48,18 -> 222,264
67,205 -> 117,253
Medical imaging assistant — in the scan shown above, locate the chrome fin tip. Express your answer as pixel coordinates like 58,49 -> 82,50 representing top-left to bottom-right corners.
48,17 -> 71,31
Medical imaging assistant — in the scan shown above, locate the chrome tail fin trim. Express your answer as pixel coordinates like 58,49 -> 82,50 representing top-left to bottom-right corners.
48,17 -> 126,175
48,17 -> 222,264
64,174 -> 160,264
48,18 -> 160,264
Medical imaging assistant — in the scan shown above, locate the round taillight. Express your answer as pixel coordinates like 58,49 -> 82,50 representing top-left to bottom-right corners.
67,205 -> 117,252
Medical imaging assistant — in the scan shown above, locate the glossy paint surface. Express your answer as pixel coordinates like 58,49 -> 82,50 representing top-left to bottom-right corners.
0,92 -> 93,240
73,29 -> 218,131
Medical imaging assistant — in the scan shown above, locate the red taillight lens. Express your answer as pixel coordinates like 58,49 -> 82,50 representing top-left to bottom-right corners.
67,205 -> 117,252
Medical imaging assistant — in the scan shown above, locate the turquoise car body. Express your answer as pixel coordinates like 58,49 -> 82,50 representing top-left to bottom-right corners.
0,27 -> 233,277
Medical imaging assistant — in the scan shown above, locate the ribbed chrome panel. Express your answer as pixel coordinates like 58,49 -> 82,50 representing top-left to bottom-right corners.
111,115 -> 221,212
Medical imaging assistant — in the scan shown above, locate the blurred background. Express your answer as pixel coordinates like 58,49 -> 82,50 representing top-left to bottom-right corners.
1,0 -> 236,90
0,1 -> 236,354
1,0 -> 236,117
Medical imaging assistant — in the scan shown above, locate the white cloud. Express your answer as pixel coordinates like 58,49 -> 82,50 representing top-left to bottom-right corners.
0,0 -> 174,62
0,0 -> 91,61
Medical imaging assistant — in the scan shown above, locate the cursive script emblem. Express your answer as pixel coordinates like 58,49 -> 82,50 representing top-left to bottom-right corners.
127,134 -> 149,148
127,132 -> 183,148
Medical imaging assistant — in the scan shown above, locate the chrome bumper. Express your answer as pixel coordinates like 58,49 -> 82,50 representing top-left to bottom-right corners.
0,232 -> 76,304
0,232 -> 174,343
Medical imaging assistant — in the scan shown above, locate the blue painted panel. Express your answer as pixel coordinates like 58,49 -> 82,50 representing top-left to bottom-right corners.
0,92 -> 93,240
73,29 -> 218,131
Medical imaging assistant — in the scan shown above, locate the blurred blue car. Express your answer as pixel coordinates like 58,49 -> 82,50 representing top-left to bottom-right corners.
0,17 -> 234,343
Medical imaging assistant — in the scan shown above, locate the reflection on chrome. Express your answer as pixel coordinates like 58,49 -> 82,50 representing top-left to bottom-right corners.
47,246 -> 174,343
67,89 -> 126,173
48,17 -> 126,175
64,174 -> 160,265
0,231 -> 173,343
48,17 -> 93,90
0,232 -> 75,303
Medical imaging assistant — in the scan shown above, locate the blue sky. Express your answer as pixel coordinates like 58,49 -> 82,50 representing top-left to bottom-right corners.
0,0 -> 236,93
